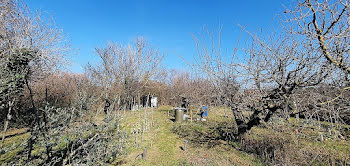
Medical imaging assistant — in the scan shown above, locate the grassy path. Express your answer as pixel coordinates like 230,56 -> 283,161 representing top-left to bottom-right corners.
121,110 -> 186,165
121,109 -> 261,166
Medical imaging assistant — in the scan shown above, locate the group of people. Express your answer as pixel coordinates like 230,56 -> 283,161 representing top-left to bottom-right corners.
181,97 -> 208,121
182,105 -> 209,122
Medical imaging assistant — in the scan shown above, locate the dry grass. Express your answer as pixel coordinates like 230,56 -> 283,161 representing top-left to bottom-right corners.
241,121 -> 350,165
173,107 -> 350,166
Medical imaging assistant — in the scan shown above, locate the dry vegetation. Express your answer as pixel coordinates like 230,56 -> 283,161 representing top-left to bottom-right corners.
0,0 -> 350,165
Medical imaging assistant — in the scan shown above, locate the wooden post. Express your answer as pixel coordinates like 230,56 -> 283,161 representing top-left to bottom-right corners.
190,108 -> 193,122
142,147 -> 147,160
184,140 -> 188,151
151,95 -> 154,127
138,93 -> 140,110
45,84 -> 48,104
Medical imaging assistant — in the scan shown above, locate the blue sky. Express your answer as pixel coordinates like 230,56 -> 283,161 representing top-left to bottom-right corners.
27,0 -> 289,73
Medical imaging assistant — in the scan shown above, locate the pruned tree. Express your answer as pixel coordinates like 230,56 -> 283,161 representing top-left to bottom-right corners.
239,32 -> 331,134
193,0 -> 349,136
282,0 -> 350,127
192,27 -> 241,129
283,0 -> 349,82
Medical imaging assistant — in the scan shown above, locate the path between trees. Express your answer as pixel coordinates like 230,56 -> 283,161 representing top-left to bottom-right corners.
121,109 -> 260,166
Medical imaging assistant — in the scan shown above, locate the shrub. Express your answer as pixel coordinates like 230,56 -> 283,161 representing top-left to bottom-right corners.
240,127 -> 350,165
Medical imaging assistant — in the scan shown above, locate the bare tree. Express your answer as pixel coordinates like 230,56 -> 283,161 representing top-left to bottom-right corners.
192,0 -> 349,136
0,0 -> 69,145
192,27 -> 242,131
86,37 -> 164,111
0,0 -> 69,76
282,0 -> 350,127
283,0 -> 349,82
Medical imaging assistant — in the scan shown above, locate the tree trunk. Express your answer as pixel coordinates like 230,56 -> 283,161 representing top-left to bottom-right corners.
1,99 -> 14,144
25,77 -> 42,159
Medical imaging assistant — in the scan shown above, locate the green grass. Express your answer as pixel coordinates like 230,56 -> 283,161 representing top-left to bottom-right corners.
0,131 -> 30,164
119,109 -> 186,165
0,146 -> 25,163
116,107 -> 262,166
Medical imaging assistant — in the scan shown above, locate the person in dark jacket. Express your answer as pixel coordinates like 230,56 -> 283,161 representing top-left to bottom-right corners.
104,99 -> 110,114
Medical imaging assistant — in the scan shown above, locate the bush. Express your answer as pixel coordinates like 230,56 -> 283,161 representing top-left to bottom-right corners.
240,126 -> 350,165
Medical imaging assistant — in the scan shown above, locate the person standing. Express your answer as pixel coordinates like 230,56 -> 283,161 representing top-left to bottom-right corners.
201,105 -> 208,121
104,99 -> 110,114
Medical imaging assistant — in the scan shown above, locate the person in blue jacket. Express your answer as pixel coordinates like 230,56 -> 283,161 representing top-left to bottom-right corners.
201,105 -> 208,121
